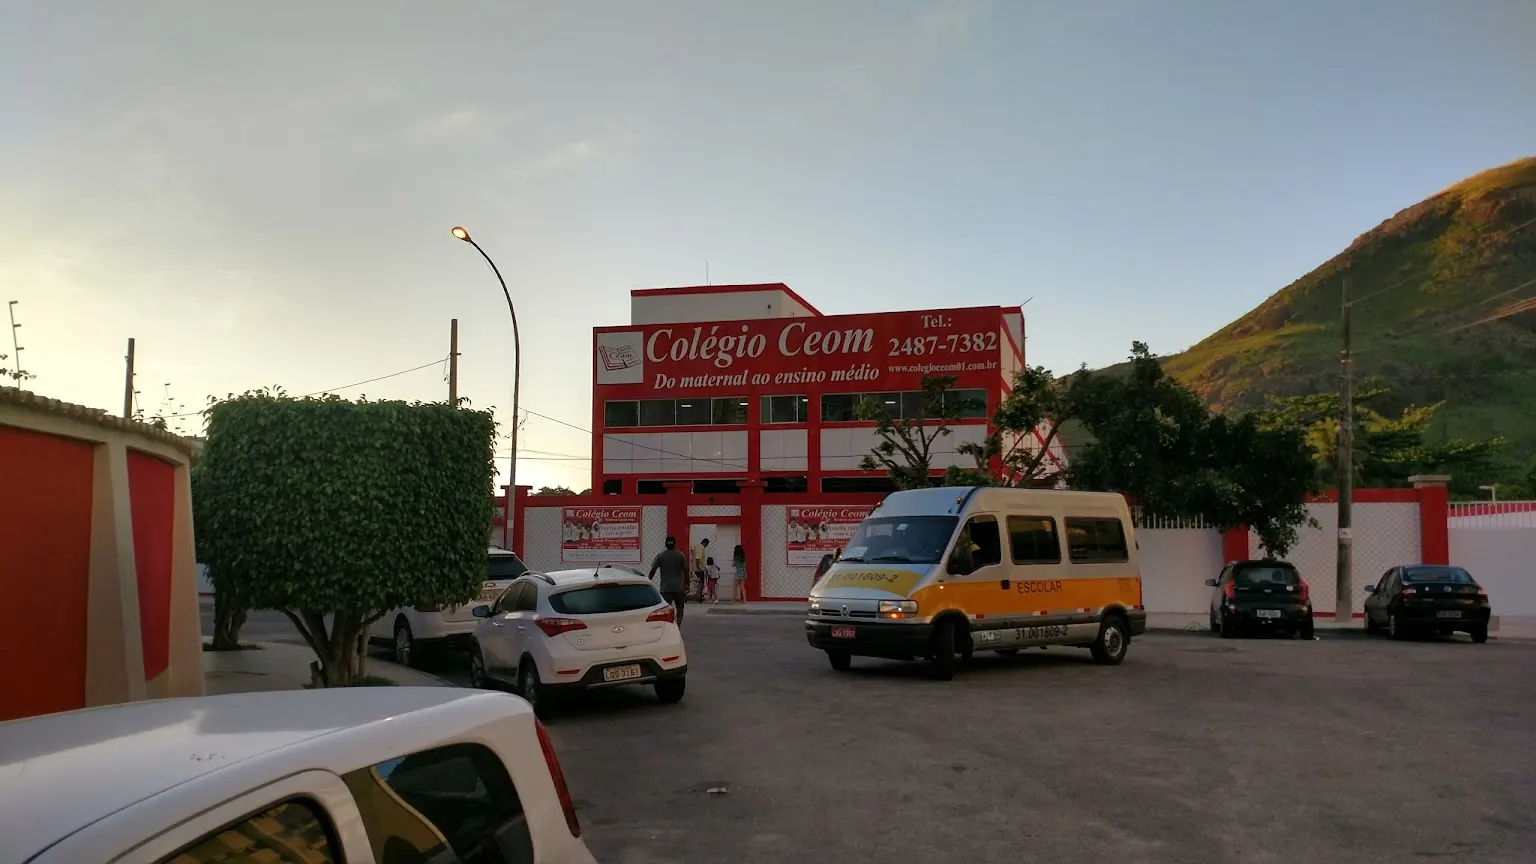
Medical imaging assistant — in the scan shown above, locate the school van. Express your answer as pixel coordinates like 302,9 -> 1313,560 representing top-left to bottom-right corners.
805,486 -> 1145,680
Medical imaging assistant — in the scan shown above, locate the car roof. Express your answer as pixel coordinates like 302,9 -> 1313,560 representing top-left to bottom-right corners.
0,688 -> 511,861
532,566 -> 653,588
489,547 -> 522,557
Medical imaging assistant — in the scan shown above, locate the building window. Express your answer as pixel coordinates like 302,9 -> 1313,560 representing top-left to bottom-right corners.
945,389 -> 988,419
604,400 -> 639,427
675,399 -> 712,426
761,395 -> 809,424
821,476 -> 897,494
712,397 -> 749,425
820,394 -> 858,422
602,479 -> 623,495
693,478 -> 741,495
638,399 -> 676,427
821,390 -> 988,422
765,476 -> 808,494
637,480 -> 666,495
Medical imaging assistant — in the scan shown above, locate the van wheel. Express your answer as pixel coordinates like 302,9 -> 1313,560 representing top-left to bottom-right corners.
827,650 -> 852,672
1090,615 -> 1130,665
929,621 -> 958,681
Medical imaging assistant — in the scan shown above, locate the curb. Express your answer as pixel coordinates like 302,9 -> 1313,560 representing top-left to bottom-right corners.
701,606 -> 804,617
244,642 -> 459,688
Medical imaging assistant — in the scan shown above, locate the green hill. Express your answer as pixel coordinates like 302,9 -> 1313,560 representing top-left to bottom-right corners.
1156,156 -> 1536,465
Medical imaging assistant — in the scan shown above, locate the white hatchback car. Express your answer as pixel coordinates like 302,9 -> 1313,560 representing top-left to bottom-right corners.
371,546 -> 530,667
0,688 -> 595,864
470,566 -> 688,718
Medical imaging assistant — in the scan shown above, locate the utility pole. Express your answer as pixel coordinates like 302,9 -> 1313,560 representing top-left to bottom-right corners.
123,338 -> 136,418
1335,278 -> 1354,623
448,318 -> 459,405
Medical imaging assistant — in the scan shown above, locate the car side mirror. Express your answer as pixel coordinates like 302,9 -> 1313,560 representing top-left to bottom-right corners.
1204,578 -> 1218,587
472,605 -> 492,618
1363,586 -> 1376,594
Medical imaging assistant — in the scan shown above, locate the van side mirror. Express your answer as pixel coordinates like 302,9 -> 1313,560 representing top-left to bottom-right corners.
946,556 -> 972,577
472,605 -> 492,618
1204,578 -> 1218,587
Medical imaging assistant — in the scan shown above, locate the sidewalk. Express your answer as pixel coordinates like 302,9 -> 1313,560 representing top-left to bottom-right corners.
203,642 -> 451,695
705,602 -> 1536,641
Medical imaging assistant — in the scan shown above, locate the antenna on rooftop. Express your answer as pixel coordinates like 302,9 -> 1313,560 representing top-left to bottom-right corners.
705,261 -> 711,285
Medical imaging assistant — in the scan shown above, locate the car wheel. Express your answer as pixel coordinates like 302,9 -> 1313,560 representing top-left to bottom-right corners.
1218,611 -> 1236,639
469,645 -> 493,690
1364,614 -> 1378,635
827,650 -> 852,672
655,676 -> 686,704
929,620 -> 958,681
1090,615 -> 1130,665
1209,611 -> 1219,633
1299,622 -> 1315,641
1388,612 -> 1407,641
392,618 -> 415,667
1470,625 -> 1489,644
519,662 -> 553,720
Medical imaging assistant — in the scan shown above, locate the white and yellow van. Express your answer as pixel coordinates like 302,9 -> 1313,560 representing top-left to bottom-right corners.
805,486 -> 1145,679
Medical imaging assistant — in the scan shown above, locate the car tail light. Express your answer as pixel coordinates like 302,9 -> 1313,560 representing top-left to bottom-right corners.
1297,580 -> 1310,603
534,617 -> 587,638
535,720 -> 582,838
1222,581 -> 1237,600
1400,587 -> 1417,598
646,605 -> 675,624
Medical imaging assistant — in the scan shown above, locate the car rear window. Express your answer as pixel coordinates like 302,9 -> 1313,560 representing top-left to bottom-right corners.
1403,566 -> 1474,585
488,555 -> 528,580
549,583 -> 663,615
1234,565 -> 1299,587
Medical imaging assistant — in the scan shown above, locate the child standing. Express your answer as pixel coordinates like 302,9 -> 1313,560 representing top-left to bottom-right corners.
732,544 -> 748,603
705,556 -> 721,603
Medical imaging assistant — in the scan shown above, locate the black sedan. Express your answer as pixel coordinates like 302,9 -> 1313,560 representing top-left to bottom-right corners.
1364,565 -> 1491,642
1207,559 -> 1315,639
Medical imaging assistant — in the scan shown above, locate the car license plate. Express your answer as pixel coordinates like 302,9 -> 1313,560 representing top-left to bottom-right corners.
1256,609 -> 1281,619
1437,610 -> 1462,619
602,664 -> 643,682
831,626 -> 857,639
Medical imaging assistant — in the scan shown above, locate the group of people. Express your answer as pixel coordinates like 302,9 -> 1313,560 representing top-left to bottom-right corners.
645,536 -> 747,625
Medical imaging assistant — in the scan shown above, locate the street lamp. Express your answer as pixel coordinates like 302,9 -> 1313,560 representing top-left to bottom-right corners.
1479,484 -> 1498,503
450,226 -> 522,505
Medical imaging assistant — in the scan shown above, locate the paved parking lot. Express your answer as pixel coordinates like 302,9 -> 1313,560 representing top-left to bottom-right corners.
543,614 -> 1536,864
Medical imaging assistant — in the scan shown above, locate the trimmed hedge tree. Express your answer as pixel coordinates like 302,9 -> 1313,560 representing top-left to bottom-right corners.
195,390 -> 497,686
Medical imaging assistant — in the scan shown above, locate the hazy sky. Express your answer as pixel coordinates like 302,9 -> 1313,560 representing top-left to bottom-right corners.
2,0 -> 1532,492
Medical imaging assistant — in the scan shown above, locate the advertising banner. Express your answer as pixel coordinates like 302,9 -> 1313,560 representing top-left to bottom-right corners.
785,505 -> 875,567
595,306 -> 1006,395
561,506 -> 643,563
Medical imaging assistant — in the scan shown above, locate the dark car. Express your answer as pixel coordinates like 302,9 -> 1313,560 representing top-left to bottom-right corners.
1363,565 -> 1490,642
1206,560 -> 1314,639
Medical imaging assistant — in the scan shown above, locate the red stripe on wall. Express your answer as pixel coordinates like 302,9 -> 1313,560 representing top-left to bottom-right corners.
127,450 -> 177,680
0,426 -> 94,720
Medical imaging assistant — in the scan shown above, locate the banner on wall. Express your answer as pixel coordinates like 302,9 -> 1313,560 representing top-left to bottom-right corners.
561,507 -> 643,563
785,505 -> 874,566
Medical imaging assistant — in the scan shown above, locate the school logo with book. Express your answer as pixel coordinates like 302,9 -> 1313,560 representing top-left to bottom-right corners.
595,331 -> 645,385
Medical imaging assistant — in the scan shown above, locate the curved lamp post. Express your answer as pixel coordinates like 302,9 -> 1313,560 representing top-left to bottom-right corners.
451,226 -> 521,503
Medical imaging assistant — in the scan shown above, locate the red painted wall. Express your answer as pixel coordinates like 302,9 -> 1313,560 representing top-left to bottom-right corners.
128,450 -> 177,680
0,426 -> 94,721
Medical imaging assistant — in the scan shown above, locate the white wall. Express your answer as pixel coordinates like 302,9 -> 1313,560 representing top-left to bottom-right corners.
760,429 -> 807,471
1253,502 -> 1420,614
519,504 -> 670,574
1451,527 -> 1536,616
819,422 -> 988,471
1138,529 -> 1224,612
603,431 -> 748,474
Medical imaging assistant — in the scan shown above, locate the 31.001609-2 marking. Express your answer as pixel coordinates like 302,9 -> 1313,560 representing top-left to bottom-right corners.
1015,625 -> 1069,640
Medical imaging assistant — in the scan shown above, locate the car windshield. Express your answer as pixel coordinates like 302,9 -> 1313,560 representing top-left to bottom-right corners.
488,555 -> 528,580
549,583 -> 663,615
1403,566 -> 1475,585
1234,565 -> 1299,587
840,516 -> 958,564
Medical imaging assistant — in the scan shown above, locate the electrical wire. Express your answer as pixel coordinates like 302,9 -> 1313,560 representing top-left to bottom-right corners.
156,356 -> 450,420
517,405 -> 750,470
1355,276 -> 1536,355
1351,213 -> 1536,307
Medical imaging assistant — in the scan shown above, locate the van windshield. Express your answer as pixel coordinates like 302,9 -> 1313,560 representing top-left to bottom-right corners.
488,555 -> 528,580
840,516 -> 958,564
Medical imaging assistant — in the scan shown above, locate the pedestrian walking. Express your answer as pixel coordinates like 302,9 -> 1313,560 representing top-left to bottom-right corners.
648,535 -> 691,626
732,543 -> 748,603
705,556 -> 721,603
690,537 -> 710,600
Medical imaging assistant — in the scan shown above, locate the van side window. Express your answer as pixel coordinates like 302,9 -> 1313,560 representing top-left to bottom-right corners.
1066,518 -> 1129,563
1007,516 -> 1061,564
161,797 -> 337,863
957,516 -> 1002,570
342,742 -> 533,864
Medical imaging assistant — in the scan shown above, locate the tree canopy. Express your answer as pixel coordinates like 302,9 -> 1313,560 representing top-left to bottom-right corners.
857,376 -> 982,489
194,390 -> 497,685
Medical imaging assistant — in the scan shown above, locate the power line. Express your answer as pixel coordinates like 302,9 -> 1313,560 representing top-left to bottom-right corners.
1356,276 -> 1536,355
157,356 -> 449,420
1351,213 -> 1536,307
517,405 -> 750,470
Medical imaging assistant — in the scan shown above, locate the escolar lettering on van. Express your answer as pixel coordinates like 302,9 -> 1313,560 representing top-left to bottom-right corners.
1015,580 -> 1063,594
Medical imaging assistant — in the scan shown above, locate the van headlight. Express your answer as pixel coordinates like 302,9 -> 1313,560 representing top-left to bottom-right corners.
877,600 -> 918,620
808,598 -> 821,613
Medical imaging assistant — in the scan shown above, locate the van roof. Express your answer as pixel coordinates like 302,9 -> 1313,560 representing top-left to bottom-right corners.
875,486 -> 1129,518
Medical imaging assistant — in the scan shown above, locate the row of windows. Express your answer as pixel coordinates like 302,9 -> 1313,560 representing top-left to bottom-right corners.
601,476 -> 888,496
604,390 -> 987,429
964,515 -> 1129,567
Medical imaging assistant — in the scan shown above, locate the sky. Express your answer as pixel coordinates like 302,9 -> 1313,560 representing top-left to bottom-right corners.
2,0 -> 1533,493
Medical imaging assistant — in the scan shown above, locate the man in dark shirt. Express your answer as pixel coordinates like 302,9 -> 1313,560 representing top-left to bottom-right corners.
648,535 -> 692,625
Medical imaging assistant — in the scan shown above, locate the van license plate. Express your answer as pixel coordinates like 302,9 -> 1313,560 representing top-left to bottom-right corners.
602,664 -> 643,682
1437,610 -> 1462,619
831,626 -> 856,639
1256,609 -> 1281,619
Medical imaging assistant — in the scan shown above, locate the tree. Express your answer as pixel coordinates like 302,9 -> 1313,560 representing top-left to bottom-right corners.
1259,389 -> 1508,492
533,486 -> 577,496
1070,343 -> 1318,557
858,376 -> 981,489
195,390 -> 497,686
192,461 -> 248,650
947,364 -> 1101,488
